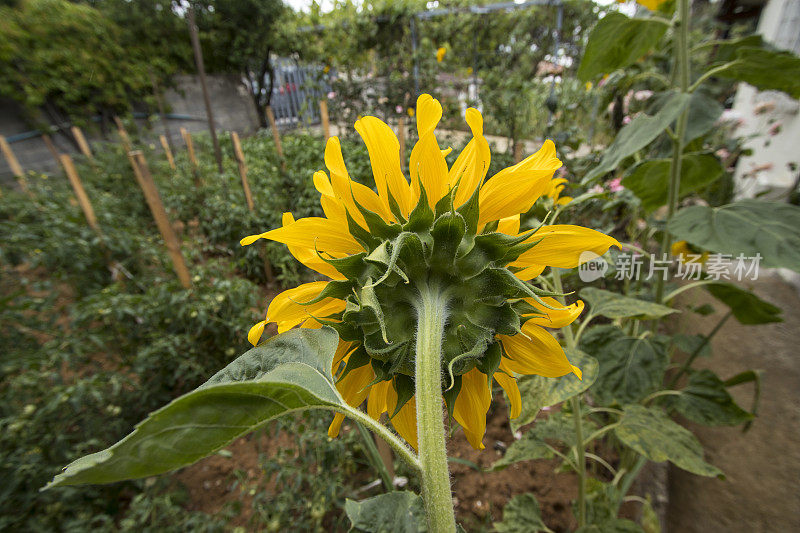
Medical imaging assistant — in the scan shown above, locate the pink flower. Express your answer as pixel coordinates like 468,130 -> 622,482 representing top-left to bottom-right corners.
607,177 -> 624,193
327,91 -> 336,100
633,90 -> 653,101
589,185 -> 604,194
396,105 -> 403,114
623,116 -> 632,125
715,148 -> 730,160
768,122 -> 782,136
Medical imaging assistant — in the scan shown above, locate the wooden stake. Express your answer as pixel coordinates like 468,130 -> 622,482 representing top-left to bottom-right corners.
397,117 -> 406,170
41,134 -> 61,166
71,126 -> 93,160
113,116 -> 132,151
180,127 -> 198,168
265,106 -> 286,170
60,154 -> 99,231
230,132 -> 254,211
129,151 -> 192,289
187,7 -> 223,173
160,135 -> 176,169
513,140 -> 524,163
0,135 -> 28,192
319,100 -> 331,141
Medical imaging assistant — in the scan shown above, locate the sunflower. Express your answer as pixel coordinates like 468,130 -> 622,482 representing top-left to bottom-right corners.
242,94 -> 618,450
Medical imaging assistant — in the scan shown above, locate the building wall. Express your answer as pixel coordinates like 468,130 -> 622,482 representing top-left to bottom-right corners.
0,74 -> 260,184
732,0 -> 800,199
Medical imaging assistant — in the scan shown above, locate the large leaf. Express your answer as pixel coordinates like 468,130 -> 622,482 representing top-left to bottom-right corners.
345,491 -> 427,533
44,327 -> 353,489
580,287 -> 678,320
615,405 -> 723,477
576,520 -> 645,533
494,493 -> 549,533
667,200 -> 800,271
494,412 -> 589,470
577,13 -> 668,82
684,92 -> 724,142
705,282 -> 783,325
580,326 -> 670,405
584,92 -> 692,181
621,155 -> 723,213
512,349 -> 598,431
669,369 -> 753,426
713,46 -> 800,99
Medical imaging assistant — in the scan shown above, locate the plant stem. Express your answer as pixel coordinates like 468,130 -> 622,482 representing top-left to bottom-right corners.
656,0 -> 692,304
668,310 -> 732,387
355,421 -> 395,491
551,269 -> 587,527
344,407 -> 420,473
415,284 -> 457,533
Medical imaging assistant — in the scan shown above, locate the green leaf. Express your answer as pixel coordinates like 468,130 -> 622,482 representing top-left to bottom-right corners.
667,200 -> 800,271
684,92 -> 724,142
44,328 -> 354,489
704,282 -> 783,325
512,349 -> 598,431
345,491 -> 427,533
670,370 -> 753,426
494,412 -> 589,470
580,326 -> 669,405
621,155 -> 723,213
580,287 -> 678,320
493,493 -> 549,533
575,519 -> 645,533
577,13 -> 668,82
614,405 -> 723,478
713,46 -> 800,99
672,333 -> 711,359
584,92 -> 692,181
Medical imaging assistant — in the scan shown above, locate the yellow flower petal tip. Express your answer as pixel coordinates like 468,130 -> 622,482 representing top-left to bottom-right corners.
571,365 -> 583,380
248,320 -> 266,346
436,47 -> 446,62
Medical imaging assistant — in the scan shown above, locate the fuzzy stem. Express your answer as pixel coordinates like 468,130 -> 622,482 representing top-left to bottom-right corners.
415,285 -> 457,533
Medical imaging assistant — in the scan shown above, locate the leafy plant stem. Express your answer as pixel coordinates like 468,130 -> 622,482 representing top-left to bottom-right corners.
414,284 -> 457,533
551,268 -> 587,527
345,406 -> 420,473
616,455 -> 647,509
668,310 -> 732,387
656,0 -> 692,304
355,421 -> 395,492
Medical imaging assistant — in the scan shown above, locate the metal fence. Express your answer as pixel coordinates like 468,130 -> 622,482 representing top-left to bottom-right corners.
268,58 -> 331,129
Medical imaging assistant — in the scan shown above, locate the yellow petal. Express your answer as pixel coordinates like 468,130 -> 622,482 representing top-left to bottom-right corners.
279,213 -> 347,280
497,215 -> 521,236
387,381 -> 418,450
478,140 -> 562,225
325,137 -> 391,226
448,108 -> 491,207
247,320 -> 266,346
512,224 -> 620,269
494,366 -> 521,419
328,354 -> 374,438
367,379 -> 391,420
241,215 -> 363,255
267,281 -> 345,333
331,340 -> 356,372
355,116 -> 413,217
523,297 -> 585,329
410,94 -> 449,208
513,264 -> 546,281
498,322 -> 577,378
453,367 -> 492,449
328,413 -> 346,438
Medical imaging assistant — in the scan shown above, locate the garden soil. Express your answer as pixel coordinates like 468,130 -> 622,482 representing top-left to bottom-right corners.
668,273 -> 800,532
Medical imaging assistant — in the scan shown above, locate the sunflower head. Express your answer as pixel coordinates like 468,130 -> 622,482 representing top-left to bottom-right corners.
243,94 -> 618,449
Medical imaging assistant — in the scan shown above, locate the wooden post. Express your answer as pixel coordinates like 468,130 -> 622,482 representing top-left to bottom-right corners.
129,151 -> 192,289
187,7 -> 223,173
41,134 -> 61,166
319,100 -> 331,141
180,127 -> 198,168
0,135 -> 28,192
265,106 -> 286,170
230,132 -> 254,211
397,117 -> 406,170
60,154 -> 99,232
160,135 -> 176,169
113,116 -> 132,151
513,140 -> 524,163
71,126 -> 93,160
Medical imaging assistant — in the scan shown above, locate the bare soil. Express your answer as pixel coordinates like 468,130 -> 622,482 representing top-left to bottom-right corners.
668,274 -> 800,532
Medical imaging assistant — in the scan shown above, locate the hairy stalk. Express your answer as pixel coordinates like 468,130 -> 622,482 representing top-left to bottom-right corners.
656,0 -> 692,304
415,284 -> 457,533
551,269 -> 586,527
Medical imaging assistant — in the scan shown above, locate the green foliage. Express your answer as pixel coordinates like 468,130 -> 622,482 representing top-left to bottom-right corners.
710,46 -> 800,99
667,200 -> 800,271
704,282 -> 783,325
493,493 -> 549,533
614,405 -> 723,478
580,287 -> 678,320
345,491 -> 426,533
577,12 -> 668,82
669,369 -> 753,426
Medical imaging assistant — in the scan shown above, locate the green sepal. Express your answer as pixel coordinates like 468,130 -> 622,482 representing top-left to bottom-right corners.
365,233 -> 416,289
404,183 -> 434,233
386,192 -> 407,225
350,193 -> 403,241
321,251 -> 369,279
294,280 -> 353,305
337,345 -> 372,382
430,212 -> 467,266
434,185 -> 456,219
476,342 -> 502,388
345,210 -> 381,251
389,374 -> 416,418
442,375 -> 462,419
357,280 -> 390,343
456,183 -> 482,238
